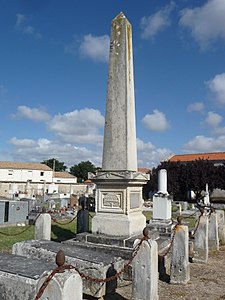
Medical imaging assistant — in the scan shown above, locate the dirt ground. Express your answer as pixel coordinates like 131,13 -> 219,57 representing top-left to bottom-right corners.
114,245 -> 225,300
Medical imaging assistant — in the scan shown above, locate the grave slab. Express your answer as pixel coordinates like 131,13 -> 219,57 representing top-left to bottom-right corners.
0,252 -> 55,300
12,240 -> 124,298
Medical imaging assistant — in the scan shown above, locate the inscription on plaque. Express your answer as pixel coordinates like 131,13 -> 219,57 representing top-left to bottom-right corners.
103,193 -> 120,208
130,192 -> 140,209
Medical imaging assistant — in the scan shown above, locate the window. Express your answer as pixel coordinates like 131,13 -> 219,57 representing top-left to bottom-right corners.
40,171 -> 44,176
8,170 -> 13,176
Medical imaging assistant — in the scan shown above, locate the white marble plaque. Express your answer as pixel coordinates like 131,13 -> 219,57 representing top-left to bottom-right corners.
103,193 -> 120,208
130,192 -> 140,209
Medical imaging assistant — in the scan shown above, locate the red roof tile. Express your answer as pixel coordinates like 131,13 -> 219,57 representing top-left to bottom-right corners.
169,152 -> 225,162
138,168 -> 151,173
54,172 -> 76,178
0,161 -> 52,171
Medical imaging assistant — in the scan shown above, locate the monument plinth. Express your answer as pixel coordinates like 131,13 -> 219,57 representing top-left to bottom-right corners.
149,169 -> 173,235
91,12 -> 148,237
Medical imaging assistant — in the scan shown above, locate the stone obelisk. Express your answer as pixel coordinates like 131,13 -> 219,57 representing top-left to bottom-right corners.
102,12 -> 137,172
90,12 -> 149,237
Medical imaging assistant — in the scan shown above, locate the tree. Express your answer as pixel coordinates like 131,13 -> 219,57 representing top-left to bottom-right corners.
41,158 -> 67,172
70,160 -> 98,182
144,160 -> 225,201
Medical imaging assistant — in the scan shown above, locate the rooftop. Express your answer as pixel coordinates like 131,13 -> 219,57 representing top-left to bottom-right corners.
169,152 -> 225,162
138,168 -> 151,173
0,161 -> 52,171
53,171 -> 76,178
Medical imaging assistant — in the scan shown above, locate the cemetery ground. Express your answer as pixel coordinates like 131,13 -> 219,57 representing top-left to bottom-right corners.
114,245 -> 225,300
1,211 -> 225,299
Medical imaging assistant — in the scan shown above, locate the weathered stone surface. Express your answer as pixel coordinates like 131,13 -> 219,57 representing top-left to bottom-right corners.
216,209 -> 225,245
102,12 -> 137,172
92,211 -> 146,237
91,12 -> 148,237
37,269 -> 82,300
208,211 -> 219,250
75,230 -> 159,248
132,239 -> 158,300
12,240 -> 124,298
170,225 -> 190,284
193,215 -> 208,263
35,212 -> 51,240
0,252 -> 55,300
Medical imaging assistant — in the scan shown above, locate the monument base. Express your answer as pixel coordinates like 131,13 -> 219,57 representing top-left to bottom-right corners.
92,211 -> 146,237
148,218 -> 173,237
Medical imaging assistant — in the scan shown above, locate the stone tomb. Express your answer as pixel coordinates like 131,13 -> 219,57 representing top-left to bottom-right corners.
0,252 -> 55,300
13,240 -> 124,298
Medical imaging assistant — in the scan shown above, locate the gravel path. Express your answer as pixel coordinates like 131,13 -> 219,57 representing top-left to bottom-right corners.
115,246 -> 225,300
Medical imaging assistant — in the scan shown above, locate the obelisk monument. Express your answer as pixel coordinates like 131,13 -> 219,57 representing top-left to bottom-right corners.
90,12 -> 149,237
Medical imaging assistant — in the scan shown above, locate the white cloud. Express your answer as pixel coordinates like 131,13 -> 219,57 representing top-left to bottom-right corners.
187,102 -> 205,112
48,108 -> 104,144
15,13 -> 25,28
207,73 -> 225,105
183,135 -> 225,152
10,137 -> 36,147
9,137 -> 102,168
65,34 -> 110,63
15,13 -> 42,39
141,2 -> 175,39
204,111 -> 223,127
137,138 -> 173,168
137,138 -> 155,152
212,127 -> 225,136
13,106 -> 51,122
142,109 -> 170,131
179,0 -> 225,50
79,34 -> 109,62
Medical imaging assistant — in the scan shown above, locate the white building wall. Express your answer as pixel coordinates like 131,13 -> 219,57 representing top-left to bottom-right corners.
53,177 -> 77,184
0,169 -> 52,183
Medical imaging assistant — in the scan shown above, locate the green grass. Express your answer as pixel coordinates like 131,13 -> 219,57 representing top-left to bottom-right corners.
0,211 -> 197,253
0,213 -> 96,253
0,225 -> 35,253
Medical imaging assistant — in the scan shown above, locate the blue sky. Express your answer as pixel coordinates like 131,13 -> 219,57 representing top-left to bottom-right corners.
1,0 -> 225,169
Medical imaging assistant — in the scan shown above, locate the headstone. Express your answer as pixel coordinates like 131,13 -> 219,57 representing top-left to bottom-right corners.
193,214 -> 208,263
35,213 -> 51,240
76,207 -> 89,234
149,169 -> 172,236
208,211 -> 219,250
170,225 -> 190,284
90,12 -> 149,237
182,202 -> 188,211
152,169 -> 172,221
190,204 -> 195,210
132,238 -> 158,300
216,209 -> 225,245
158,169 -> 168,195
37,269 -> 82,300
203,183 -> 210,206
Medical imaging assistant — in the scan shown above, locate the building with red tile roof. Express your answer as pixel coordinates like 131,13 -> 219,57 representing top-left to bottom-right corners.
138,168 -> 151,174
168,152 -> 225,165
